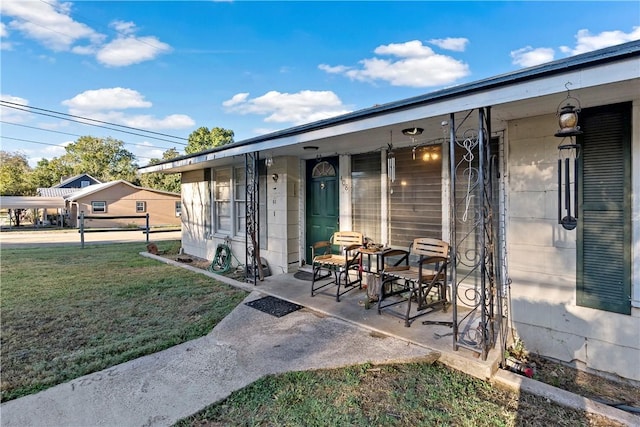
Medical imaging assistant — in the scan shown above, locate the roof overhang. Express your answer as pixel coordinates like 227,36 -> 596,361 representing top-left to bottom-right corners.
138,41 -> 640,174
0,197 -> 67,209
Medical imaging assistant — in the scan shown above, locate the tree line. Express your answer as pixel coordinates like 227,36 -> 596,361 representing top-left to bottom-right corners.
0,126 -> 234,196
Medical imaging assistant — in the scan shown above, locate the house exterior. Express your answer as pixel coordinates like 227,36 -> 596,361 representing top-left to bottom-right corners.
65,180 -> 182,229
139,41 -> 640,382
36,174 -> 103,225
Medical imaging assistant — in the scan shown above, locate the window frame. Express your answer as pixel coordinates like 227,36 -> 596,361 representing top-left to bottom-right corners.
136,201 -> 147,213
175,201 -> 182,217
91,201 -> 107,213
212,166 -> 246,237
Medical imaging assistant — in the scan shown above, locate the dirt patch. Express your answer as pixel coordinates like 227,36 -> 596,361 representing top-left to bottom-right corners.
528,354 -> 640,410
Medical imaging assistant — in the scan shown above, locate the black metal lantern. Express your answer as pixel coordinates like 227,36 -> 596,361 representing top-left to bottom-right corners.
555,83 -> 582,230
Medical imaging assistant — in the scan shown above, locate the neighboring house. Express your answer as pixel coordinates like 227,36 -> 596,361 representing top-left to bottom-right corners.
139,41 -> 640,382
65,180 -> 182,228
36,174 -> 103,225
53,173 -> 102,189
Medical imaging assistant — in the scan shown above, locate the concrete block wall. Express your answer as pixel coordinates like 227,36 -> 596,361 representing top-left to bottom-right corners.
262,156 -> 300,275
507,113 -> 640,382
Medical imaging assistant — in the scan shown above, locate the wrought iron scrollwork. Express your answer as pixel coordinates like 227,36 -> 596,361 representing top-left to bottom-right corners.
245,152 -> 262,283
449,108 -> 504,360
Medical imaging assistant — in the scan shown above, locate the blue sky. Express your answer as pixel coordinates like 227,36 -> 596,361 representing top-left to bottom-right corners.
1,1 -> 639,167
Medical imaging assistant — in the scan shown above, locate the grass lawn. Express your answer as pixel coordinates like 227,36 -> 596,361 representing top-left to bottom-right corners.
0,240 -> 248,402
176,362 -> 623,427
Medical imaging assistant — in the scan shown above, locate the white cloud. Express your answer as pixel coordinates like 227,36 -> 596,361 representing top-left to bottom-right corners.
510,46 -> 555,67
560,27 -> 640,55
319,40 -> 470,88
0,94 -> 30,123
0,22 -> 8,37
0,0 -> 103,51
95,21 -> 172,67
62,88 -> 152,112
0,1 -> 171,66
223,90 -> 351,125
61,88 -> 195,130
428,37 -> 469,52
222,93 -> 250,107
111,20 -> 137,36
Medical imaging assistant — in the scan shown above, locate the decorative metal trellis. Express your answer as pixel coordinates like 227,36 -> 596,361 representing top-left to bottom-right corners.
448,108 -> 506,361
245,151 -> 262,284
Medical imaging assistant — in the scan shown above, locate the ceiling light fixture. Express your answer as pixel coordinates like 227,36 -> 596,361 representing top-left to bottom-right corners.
402,127 -> 423,136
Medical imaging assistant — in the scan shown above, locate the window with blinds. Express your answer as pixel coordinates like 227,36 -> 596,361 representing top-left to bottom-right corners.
351,152 -> 381,243
389,146 -> 442,249
577,102 -> 631,315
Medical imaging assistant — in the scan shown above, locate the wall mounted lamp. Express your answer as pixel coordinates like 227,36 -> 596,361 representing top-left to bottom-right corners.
265,156 -> 273,167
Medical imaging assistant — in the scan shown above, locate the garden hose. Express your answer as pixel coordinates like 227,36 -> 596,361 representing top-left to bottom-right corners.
209,244 -> 232,274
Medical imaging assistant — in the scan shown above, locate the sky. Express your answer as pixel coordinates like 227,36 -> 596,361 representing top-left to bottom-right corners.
1,1 -> 639,168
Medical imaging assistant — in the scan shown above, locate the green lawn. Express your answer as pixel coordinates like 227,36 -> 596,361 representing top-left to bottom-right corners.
176,362 -> 621,427
0,240 -> 247,402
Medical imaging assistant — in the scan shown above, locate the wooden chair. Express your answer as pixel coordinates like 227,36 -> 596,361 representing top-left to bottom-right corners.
311,231 -> 364,302
377,238 -> 450,326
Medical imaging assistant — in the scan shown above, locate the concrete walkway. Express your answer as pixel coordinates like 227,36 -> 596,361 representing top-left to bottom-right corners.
0,292 -> 437,427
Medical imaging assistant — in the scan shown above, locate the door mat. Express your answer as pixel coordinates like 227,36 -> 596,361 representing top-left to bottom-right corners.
245,296 -> 303,317
293,271 -> 315,281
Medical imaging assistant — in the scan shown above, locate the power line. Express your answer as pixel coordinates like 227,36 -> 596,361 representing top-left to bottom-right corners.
0,121 -> 179,151
0,101 -> 188,146
0,100 -> 188,141
0,136 -> 155,160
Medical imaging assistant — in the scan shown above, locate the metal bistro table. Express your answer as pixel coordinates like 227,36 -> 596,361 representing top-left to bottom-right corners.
358,246 -> 394,304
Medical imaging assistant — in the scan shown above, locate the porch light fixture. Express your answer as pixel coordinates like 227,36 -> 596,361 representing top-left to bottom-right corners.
402,127 -> 423,136
265,156 -> 273,167
555,82 -> 582,231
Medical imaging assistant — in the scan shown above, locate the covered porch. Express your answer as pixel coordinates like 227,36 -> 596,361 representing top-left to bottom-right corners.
195,260 -> 502,380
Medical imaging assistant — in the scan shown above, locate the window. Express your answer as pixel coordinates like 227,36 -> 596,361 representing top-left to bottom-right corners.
91,201 -> 106,213
136,201 -> 146,213
175,201 -> 182,217
212,166 -> 247,236
352,153 -> 381,243
80,180 -> 90,188
214,169 -> 231,233
389,146 -> 442,248
577,102 -> 631,315
234,167 -> 246,235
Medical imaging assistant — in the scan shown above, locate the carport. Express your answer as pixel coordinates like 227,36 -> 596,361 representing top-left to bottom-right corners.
0,196 -> 67,228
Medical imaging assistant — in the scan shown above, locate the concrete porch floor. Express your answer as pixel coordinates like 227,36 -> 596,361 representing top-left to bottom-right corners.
253,270 -> 502,380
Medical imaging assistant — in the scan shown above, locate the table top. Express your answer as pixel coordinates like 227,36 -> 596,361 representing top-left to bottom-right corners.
358,246 -> 392,255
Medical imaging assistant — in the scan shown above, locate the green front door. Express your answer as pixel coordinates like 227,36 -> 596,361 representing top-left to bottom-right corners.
305,157 -> 339,263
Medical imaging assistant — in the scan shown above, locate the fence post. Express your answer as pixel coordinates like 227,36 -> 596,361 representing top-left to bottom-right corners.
79,211 -> 85,249
145,213 -> 150,243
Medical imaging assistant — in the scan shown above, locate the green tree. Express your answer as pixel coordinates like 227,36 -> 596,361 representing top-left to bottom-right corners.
62,136 -> 138,183
185,127 -> 234,154
0,151 -> 33,195
138,148 -> 181,193
30,157 -> 74,189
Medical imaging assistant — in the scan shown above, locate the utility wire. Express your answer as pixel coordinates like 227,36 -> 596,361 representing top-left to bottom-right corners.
1,136 -> 155,160
0,121 -> 179,151
1,101 -> 188,146
0,100 -> 188,141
